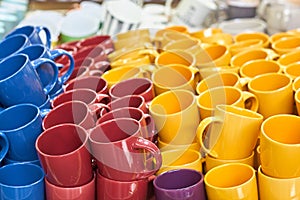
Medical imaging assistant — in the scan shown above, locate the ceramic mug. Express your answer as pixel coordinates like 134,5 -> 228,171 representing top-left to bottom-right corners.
204,163 -> 258,200
156,149 -> 203,175
5,25 -> 51,48
260,114 -> 300,178
0,34 -> 30,61
197,104 -> 263,159
153,168 -> 206,200
89,118 -> 162,181
0,163 -> 45,200
45,173 -> 96,200
36,123 -> 93,187
248,73 -> 293,118
149,89 -> 200,145
151,64 -> 200,95
0,53 -> 58,107
197,86 -> 259,120
0,104 -> 44,161
258,165 -> 300,200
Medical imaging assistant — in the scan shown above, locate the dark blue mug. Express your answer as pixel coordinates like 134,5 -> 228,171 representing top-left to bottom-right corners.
0,131 -> 9,164
0,103 -> 44,161
0,34 -> 30,61
5,25 -> 51,48
0,163 -> 45,200
0,54 -> 58,107
19,44 -> 75,98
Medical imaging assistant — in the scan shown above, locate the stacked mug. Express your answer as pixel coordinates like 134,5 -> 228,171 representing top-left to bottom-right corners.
0,24 -> 75,199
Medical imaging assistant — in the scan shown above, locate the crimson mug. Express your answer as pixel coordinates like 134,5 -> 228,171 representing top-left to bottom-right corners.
42,100 -> 109,130
36,123 -> 93,187
89,118 -> 162,181
97,107 -> 156,141
51,88 -> 110,108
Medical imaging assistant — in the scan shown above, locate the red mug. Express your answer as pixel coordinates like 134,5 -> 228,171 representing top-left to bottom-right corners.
76,35 -> 114,52
45,173 -> 96,200
97,107 -> 156,141
96,169 -> 149,200
89,118 -> 162,181
42,100 -> 108,130
36,123 -> 93,187
109,78 -> 155,103
73,45 -> 108,63
65,76 -> 108,95
51,88 -> 110,108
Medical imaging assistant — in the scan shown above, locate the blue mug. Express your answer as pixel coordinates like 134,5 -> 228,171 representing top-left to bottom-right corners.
19,44 -> 75,98
0,163 -> 45,200
3,157 -> 41,167
0,132 -> 9,164
5,25 -> 51,48
0,54 -> 58,107
0,104 -> 44,161
0,34 -> 30,61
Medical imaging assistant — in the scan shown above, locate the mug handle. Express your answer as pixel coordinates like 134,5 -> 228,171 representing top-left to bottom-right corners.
131,137 -> 162,178
31,58 -> 59,95
96,93 -> 111,104
40,108 -> 51,119
242,91 -> 259,112
49,49 -> 75,84
196,116 -> 221,158
36,26 -> 52,48
142,114 -> 158,142
88,103 -> 111,120
0,132 -> 9,163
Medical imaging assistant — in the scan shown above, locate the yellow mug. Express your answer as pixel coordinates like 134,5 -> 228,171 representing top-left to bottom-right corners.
269,32 -> 298,44
260,114 -> 300,178
155,50 -> 196,68
101,66 -> 149,89
234,32 -> 270,48
151,64 -> 200,95
164,25 -> 189,33
272,36 -> 300,55
198,65 -> 240,79
239,59 -> 282,79
163,38 -> 201,55
189,28 -> 223,41
156,149 -> 203,175
200,32 -> 233,45
258,165 -> 300,200
116,29 -> 150,40
195,44 -> 231,67
283,61 -> 300,80
197,104 -> 263,159
113,35 -> 152,50
157,137 -> 200,152
196,71 -> 248,94
149,89 -> 200,145
204,151 -> 255,173
161,31 -> 191,48
294,89 -> 300,115
229,39 -> 264,56
294,76 -> 300,92
248,73 -> 293,118
197,86 -> 259,120
277,50 -> 300,67
204,163 -> 258,200
230,48 -> 279,68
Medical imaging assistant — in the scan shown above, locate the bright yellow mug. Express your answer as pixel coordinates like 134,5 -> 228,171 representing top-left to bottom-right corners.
248,73 -> 293,118
197,104 -> 263,159
197,86 -> 259,120
151,64 -> 200,95
156,149 -> 203,175
260,114 -> 300,178
149,89 -> 200,145
204,163 -> 258,200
